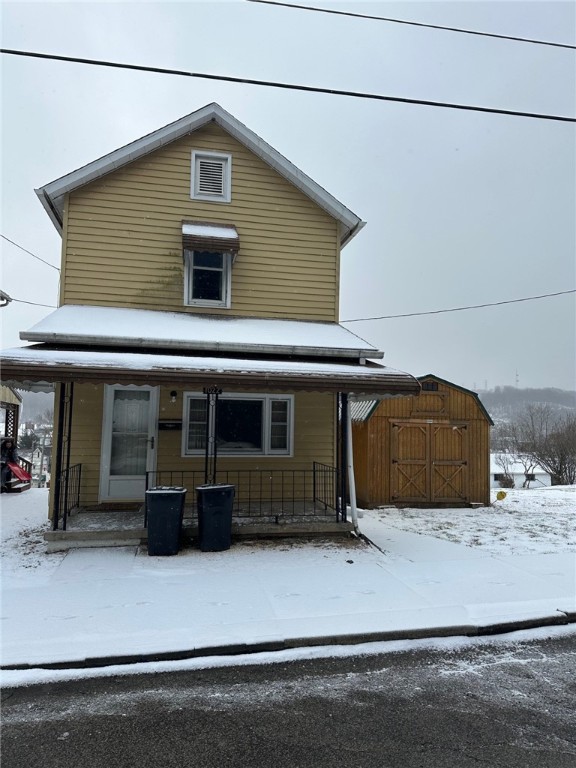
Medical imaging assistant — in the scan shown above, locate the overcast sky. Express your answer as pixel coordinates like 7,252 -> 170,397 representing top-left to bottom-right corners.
1,0 -> 575,391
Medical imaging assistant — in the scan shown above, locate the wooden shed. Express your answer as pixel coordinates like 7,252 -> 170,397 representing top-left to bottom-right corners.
351,375 -> 493,508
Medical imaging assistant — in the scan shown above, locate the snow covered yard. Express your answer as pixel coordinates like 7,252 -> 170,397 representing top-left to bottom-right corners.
368,486 -> 576,557
1,486 -> 574,686
0,489 -> 66,576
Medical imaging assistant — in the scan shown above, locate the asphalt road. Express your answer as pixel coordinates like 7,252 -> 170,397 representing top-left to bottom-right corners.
2,632 -> 575,767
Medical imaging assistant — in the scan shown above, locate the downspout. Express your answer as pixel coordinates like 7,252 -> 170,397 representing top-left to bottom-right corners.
346,404 -> 359,530
340,393 -> 348,522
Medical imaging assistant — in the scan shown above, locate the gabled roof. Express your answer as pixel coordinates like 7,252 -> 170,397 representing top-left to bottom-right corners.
35,103 -> 365,246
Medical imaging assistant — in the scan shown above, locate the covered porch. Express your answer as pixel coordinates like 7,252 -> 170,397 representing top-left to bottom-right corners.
1,308 -> 420,546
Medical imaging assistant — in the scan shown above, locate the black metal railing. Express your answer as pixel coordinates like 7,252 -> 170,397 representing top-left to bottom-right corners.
55,463 -> 82,530
146,462 -> 341,522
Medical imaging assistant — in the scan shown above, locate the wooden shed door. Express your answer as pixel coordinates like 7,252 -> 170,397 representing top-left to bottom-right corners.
391,421 -> 469,504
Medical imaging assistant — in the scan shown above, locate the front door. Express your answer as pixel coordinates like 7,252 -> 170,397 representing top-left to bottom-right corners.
100,385 -> 158,501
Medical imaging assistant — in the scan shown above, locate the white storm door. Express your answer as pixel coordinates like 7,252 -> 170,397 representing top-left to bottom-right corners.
100,385 -> 158,501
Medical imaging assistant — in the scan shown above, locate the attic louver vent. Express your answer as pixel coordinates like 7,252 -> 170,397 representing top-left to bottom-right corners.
198,159 -> 225,196
192,151 -> 231,202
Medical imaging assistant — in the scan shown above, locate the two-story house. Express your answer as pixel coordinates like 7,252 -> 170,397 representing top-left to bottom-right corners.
1,103 -> 419,536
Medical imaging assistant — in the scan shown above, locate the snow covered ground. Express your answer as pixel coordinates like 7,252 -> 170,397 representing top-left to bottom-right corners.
1,487 -> 574,688
2,487 -> 573,575
368,487 -> 576,557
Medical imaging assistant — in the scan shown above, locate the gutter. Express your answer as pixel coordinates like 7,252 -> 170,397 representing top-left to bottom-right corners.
35,189 -> 63,235
340,219 -> 366,248
19,332 -> 384,361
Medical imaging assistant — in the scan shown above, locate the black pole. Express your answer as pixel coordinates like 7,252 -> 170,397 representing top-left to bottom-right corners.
212,389 -> 219,484
204,392 -> 210,484
52,382 -> 67,530
61,383 -> 74,531
203,387 -> 222,484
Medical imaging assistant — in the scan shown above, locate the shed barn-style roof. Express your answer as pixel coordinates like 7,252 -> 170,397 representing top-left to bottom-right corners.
351,374 -> 494,425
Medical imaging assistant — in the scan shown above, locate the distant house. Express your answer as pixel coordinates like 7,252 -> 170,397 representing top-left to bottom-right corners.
351,375 -> 493,507
490,454 -> 551,489
0,103 -> 419,534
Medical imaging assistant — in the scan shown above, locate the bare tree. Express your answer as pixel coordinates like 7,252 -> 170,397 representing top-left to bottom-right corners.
513,405 -> 576,486
494,452 -> 515,488
515,453 -> 539,488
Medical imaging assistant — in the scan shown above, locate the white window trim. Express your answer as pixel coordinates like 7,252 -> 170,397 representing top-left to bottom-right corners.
182,393 -> 294,457
191,150 -> 232,203
184,250 -> 232,308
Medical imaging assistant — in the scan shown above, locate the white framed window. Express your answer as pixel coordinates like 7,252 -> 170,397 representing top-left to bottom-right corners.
184,250 -> 231,307
191,150 -> 231,203
182,393 -> 294,457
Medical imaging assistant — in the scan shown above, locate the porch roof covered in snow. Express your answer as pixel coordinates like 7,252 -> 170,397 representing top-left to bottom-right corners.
20,305 -> 384,360
0,345 -> 420,397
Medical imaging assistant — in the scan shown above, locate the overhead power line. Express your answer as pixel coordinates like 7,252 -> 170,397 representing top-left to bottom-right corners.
1,48 -> 574,124
8,288 -> 574,319
247,0 -> 576,51
1,234 -> 60,272
341,289 -> 576,323
6,296 -> 57,309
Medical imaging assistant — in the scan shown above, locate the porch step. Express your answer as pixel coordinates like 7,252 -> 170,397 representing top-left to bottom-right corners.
44,521 -> 355,552
45,528 -> 146,552
1,480 -> 31,493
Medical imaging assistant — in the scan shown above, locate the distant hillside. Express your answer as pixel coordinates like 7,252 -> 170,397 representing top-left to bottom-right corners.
478,386 -> 576,423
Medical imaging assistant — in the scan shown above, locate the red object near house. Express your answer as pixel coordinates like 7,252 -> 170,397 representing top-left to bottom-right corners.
6,462 -> 31,482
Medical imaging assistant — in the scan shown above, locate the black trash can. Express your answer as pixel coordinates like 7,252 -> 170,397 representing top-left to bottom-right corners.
196,484 -> 235,552
146,486 -> 187,556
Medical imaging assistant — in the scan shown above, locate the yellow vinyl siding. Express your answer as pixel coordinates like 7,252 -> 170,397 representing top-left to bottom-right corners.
158,388 -> 335,474
62,124 -> 340,321
54,385 -> 336,508
0,386 -> 21,406
48,383 -> 104,515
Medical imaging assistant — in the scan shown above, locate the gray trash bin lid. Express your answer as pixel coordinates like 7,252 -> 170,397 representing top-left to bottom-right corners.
196,484 -> 235,491
147,486 -> 187,493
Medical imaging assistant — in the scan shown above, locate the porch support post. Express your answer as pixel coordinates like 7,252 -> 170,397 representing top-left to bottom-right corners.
339,392 -> 349,522
61,382 -> 74,531
52,382 -> 67,530
203,386 -> 222,485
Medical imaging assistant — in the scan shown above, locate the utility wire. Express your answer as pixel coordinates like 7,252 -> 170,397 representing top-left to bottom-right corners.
341,289 -> 576,323
247,0 -> 576,51
1,234 -> 60,272
6,296 -> 57,309
7,290 -> 574,319
1,48 -> 574,123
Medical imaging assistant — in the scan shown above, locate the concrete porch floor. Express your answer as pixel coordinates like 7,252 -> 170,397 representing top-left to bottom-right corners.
44,507 -> 354,552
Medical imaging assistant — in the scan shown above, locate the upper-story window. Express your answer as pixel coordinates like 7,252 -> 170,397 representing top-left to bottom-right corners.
191,150 -> 232,203
182,222 -> 239,309
184,250 -> 231,307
